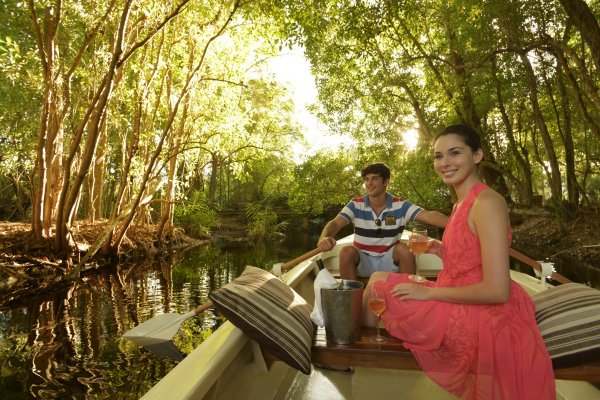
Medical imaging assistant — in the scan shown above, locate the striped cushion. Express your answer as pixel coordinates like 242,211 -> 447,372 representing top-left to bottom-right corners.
533,283 -> 600,368
209,266 -> 314,374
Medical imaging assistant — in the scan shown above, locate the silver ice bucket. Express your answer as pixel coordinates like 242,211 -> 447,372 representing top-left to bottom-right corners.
321,279 -> 364,345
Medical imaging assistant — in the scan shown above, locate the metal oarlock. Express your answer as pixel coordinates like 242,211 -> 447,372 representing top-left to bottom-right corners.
534,260 -> 555,289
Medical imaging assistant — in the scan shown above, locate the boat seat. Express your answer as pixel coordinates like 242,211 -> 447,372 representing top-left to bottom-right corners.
311,326 -> 600,382
311,326 -> 419,370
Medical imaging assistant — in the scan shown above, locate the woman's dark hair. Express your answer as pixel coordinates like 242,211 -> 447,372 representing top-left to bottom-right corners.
361,162 -> 391,181
435,124 -> 483,153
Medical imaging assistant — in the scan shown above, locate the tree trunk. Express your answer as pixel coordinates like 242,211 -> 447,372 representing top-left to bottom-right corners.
558,0 -> 600,71
443,20 -> 510,199
54,1 -> 132,255
556,67 -> 578,208
519,51 -> 564,209
27,0 -> 196,259
29,0 -> 64,241
551,41 -> 600,142
91,121 -> 108,221
539,39 -> 578,210
208,153 -> 219,203
157,94 -> 188,242
88,110 -> 108,222
548,38 -> 600,120
398,81 -> 433,140
101,82 -> 146,255
491,57 -> 534,205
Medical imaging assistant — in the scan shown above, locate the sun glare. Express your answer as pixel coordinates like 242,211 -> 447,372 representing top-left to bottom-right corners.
268,46 -> 350,162
402,128 -> 419,151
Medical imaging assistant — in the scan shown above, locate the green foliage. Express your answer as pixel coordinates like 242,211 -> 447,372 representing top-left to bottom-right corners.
0,0 -> 307,235
174,191 -> 220,238
245,202 -> 288,241
287,146 -> 453,217
288,150 -> 362,216
0,332 -> 30,398
0,3 -> 40,188
271,0 -> 600,216
586,176 -> 600,204
391,145 -> 453,212
227,155 -> 296,209
1,0 -> 599,236
172,319 -> 213,356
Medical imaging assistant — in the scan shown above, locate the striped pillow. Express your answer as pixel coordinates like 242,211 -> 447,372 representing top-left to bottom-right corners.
209,266 -> 314,374
533,283 -> 600,368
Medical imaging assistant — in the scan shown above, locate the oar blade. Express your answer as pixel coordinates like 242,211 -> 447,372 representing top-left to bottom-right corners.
123,311 -> 196,347
144,341 -> 186,361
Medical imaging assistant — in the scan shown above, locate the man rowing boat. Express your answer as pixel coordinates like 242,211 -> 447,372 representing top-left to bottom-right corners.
317,162 -> 448,280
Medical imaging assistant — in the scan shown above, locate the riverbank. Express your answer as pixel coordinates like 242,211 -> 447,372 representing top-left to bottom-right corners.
1,211 -> 599,308
512,210 -> 600,274
0,221 -> 206,309
512,210 -> 600,286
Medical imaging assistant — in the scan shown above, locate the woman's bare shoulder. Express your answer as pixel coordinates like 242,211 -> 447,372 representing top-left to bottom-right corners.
474,187 -> 508,213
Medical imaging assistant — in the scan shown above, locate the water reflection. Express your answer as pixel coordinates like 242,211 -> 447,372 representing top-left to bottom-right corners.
3,234 -> 595,399
0,238 -> 313,399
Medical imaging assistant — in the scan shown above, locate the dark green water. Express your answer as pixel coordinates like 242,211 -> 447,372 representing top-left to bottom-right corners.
1,231 -> 597,399
0,234 -> 315,399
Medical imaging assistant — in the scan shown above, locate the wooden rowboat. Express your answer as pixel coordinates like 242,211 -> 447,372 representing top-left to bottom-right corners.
141,234 -> 600,400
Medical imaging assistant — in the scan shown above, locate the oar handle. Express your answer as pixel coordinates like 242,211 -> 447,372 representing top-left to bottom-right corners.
193,301 -> 214,315
281,248 -> 322,271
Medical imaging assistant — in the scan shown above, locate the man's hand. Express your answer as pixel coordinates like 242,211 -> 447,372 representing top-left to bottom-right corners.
317,216 -> 348,252
318,237 -> 336,252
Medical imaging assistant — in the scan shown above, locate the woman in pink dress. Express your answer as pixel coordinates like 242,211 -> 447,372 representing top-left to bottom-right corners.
362,124 -> 555,399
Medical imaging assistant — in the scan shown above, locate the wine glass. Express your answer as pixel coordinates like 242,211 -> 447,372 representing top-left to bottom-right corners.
408,227 -> 428,282
368,295 -> 387,343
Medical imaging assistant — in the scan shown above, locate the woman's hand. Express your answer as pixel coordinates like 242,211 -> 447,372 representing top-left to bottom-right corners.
390,283 -> 431,301
425,240 -> 442,258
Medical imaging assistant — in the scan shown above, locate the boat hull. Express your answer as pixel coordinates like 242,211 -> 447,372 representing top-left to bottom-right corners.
141,234 -> 600,400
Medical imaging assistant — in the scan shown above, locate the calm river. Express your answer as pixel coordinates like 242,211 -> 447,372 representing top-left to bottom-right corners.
0,233 -> 316,399
1,231 -> 598,399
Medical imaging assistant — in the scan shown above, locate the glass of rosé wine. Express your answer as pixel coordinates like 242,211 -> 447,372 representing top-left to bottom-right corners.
408,227 -> 428,282
368,294 -> 387,343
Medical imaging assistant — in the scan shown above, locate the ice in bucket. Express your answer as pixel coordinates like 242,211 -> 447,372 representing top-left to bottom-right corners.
321,279 -> 364,345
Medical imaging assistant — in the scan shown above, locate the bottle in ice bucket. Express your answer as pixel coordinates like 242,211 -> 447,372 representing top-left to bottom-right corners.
321,279 -> 364,344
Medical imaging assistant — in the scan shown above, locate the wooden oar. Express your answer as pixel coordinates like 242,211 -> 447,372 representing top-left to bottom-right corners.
282,247 -> 322,270
509,247 -> 572,284
122,302 -> 213,361
122,247 -> 322,358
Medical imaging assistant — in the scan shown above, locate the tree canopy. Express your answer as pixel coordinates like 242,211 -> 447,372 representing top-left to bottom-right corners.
274,0 -> 600,213
0,0 -> 599,260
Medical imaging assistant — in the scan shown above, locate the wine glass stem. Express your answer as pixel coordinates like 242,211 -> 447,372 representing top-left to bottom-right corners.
415,254 -> 420,276
376,315 -> 381,337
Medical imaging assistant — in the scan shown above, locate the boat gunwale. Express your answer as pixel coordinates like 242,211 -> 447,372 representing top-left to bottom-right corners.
140,252 -> 322,400
141,234 -> 596,399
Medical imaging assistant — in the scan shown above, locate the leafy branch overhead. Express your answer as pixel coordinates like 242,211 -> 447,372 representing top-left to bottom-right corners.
0,0 -> 599,264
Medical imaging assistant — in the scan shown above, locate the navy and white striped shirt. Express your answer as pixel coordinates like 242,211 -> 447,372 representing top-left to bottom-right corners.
339,193 -> 423,256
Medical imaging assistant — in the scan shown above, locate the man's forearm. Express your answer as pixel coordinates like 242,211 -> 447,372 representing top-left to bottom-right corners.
432,211 -> 449,228
320,220 -> 339,239
418,210 -> 449,228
